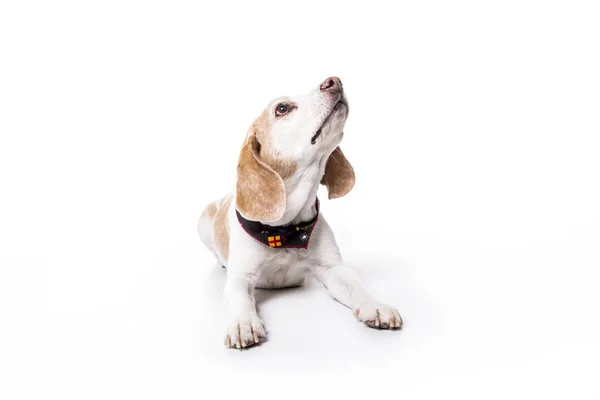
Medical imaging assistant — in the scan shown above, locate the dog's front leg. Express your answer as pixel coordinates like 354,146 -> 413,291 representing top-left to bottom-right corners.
312,264 -> 403,330
223,269 -> 266,349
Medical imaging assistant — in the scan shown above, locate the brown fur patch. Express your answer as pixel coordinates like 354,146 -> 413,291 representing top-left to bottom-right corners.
321,146 -> 355,199
213,195 -> 232,262
236,107 -> 301,222
249,109 -> 297,180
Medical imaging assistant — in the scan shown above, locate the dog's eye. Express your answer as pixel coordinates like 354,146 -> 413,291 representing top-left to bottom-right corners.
275,103 -> 290,116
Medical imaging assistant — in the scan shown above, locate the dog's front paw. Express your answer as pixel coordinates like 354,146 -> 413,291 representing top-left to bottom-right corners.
224,313 -> 266,349
354,301 -> 403,330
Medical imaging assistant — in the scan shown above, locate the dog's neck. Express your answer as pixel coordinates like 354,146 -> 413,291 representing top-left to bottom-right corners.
265,153 -> 330,227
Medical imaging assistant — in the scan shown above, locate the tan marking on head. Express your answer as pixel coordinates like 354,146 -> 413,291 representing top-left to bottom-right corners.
250,109 -> 271,143
213,195 -> 232,262
201,202 -> 218,218
236,105 -> 305,222
321,146 -> 355,199
249,109 -> 297,181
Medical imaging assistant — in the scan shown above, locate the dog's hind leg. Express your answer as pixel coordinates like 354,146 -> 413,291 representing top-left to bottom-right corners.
197,195 -> 232,266
197,200 -> 219,259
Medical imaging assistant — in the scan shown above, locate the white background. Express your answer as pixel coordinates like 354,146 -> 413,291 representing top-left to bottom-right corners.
1,0 -> 599,398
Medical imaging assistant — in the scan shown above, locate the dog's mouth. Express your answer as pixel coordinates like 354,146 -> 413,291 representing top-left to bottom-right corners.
310,99 -> 346,145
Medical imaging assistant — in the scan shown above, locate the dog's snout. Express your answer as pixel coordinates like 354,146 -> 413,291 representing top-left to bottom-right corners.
320,76 -> 342,92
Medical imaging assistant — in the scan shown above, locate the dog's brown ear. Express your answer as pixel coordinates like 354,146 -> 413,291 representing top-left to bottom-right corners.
236,135 -> 286,222
321,146 -> 355,199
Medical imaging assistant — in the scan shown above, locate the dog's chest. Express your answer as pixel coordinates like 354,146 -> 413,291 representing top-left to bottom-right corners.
255,249 -> 313,289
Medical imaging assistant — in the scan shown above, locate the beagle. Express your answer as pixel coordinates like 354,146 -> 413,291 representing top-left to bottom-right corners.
198,77 -> 402,349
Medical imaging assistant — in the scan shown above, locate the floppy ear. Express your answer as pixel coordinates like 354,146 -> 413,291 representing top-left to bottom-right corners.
321,146 -> 355,199
236,135 -> 286,222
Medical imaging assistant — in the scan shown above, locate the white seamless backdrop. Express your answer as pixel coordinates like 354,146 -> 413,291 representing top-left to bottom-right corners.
1,1 -> 599,399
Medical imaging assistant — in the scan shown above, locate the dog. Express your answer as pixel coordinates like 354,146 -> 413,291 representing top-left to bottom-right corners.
198,77 -> 402,349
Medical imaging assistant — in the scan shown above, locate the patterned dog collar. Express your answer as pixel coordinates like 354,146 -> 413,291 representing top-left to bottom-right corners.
236,198 -> 320,249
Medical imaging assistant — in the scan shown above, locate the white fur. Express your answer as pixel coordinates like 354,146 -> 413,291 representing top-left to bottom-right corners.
198,78 -> 402,349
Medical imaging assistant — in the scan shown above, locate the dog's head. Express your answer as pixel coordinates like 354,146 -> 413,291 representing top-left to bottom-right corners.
236,77 -> 355,223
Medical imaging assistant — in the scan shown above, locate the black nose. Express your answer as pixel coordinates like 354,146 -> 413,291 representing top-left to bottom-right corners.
320,76 -> 342,92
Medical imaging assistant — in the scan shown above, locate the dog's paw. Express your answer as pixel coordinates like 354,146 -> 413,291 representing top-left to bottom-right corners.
354,301 -> 403,330
224,313 -> 266,349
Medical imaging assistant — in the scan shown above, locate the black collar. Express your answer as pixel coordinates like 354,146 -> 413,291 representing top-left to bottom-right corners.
236,198 -> 320,249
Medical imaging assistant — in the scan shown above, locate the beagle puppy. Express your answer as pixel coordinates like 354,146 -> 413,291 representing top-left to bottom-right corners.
198,77 -> 402,349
